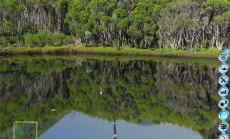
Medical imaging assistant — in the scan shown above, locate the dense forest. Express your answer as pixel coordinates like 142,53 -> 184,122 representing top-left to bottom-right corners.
0,0 -> 230,51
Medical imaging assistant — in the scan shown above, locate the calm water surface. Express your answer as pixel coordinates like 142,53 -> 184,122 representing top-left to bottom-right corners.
0,56 -> 227,139
38,111 -> 202,139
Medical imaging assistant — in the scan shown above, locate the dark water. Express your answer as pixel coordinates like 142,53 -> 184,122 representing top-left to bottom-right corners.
0,56 -> 228,139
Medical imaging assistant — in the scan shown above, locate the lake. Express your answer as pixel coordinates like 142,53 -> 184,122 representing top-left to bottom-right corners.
0,55 -> 226,139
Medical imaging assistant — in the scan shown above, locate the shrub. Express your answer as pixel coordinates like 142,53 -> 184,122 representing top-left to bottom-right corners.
24,32 -> 74,47
0,36 -> 16,47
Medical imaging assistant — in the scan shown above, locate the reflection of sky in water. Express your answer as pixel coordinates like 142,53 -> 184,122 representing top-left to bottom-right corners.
38,111 -> 202,139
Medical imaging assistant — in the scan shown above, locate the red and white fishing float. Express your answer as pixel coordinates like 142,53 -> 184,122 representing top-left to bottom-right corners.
100,91 -> 102,97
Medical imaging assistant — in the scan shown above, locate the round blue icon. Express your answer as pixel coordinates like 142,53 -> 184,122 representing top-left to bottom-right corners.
218,87 -> 229,97
219,63 -> 229,74
219,133 -> 229,139
219,52 -> 229,62
218,75 -> 229,86
218,98 -> 229,109
219,110 -> 229,120
218,122 -> 229,132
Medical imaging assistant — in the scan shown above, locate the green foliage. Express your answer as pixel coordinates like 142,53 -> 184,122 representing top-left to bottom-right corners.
1,0 -> 230,50
118,18 -> 128,29
55,0 -> 73,5
113,39 -> 120,49
113,8 -> 126,18
93,25 -> 106,33
0,36 -> 16,46
24,33 -> 34,45
24,31 -> 74,47
214,15 -> 224,21
36,0 -> 51,5
175,17 -> 194,28
107,2 -> 115,9
76,27 -> 84,37
1,77 -> 14,85
214,10 -> 230,21
124,71 -> 140,80
101,16 -> 111,22
127,26 -> 142,37
0,0 -> 24,11
205,0 -> 230,7
205,0 -> 230,22
116,78 -> 126,87
145,36 -> 152,41
101,82 -> 111,88
26,60 -> 74,73
25,31 -> 48,47
2,22 -> 12,28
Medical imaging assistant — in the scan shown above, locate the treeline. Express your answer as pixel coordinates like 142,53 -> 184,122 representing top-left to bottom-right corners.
0,0 -> 230,51
1,31 -> 74,47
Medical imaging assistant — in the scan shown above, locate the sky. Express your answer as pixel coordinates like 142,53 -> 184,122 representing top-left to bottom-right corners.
38,111 -> 202,139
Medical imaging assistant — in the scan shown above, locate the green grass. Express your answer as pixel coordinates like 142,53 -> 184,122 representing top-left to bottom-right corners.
1,45 -> 226,70
1,52 -> 227,69
1,45 -> 222,58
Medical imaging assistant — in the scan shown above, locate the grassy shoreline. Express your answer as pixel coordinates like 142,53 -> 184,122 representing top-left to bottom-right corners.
1,54 -> 225,69
0,45 -> 220,58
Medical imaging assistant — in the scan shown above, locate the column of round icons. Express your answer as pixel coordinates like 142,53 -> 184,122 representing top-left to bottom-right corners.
218,52 -> 230,139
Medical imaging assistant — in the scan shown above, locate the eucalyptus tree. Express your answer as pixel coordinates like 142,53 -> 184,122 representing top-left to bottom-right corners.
0,0 -> 71,46
204,0 -> 230,50
128,0 -> 157,48
156,0 -> 230,51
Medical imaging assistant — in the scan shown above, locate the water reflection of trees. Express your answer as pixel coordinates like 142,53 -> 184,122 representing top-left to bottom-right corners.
0,58 -> 225,139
